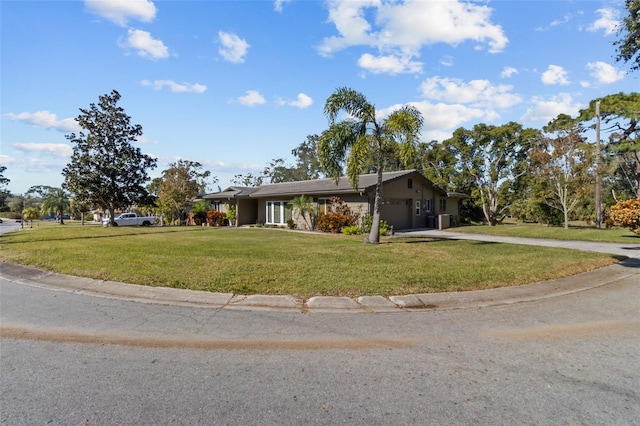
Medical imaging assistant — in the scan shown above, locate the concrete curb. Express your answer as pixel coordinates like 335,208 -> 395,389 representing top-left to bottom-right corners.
1,259 -> 638,313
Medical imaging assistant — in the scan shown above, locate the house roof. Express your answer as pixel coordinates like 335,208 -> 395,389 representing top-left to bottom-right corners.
202,186 -> 260,200
203,169 -> 449,200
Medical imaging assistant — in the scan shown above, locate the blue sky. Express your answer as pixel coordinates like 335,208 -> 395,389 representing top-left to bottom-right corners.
1,0 -> 637,194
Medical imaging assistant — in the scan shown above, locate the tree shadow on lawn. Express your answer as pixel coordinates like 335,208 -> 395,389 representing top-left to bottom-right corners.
391,237 -> 498,246
0,226 -> 207,244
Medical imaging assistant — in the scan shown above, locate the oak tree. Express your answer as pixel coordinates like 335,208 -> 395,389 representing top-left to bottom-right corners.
444,122 -> 540,226
62,90 -> 157,225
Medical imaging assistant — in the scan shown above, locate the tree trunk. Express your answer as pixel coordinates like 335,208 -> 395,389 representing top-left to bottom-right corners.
635,150 -> 640,198
109,207 -> 116,226
367,168 -> 384,244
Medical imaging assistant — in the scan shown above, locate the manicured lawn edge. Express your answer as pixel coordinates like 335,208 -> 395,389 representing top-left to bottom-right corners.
0,224 -> 620,298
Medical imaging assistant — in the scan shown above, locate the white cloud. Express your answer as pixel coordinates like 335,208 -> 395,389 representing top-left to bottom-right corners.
520,93 -> 581,123
439,55 -> 454,67
377,101 -> 494,141
586,61 -> 625,84
286,93 -> 313,108
588,8 -> 620,35
218,31 -> 250,63
120,29 -> 169,60
420,76 -> 522,109
5,111 -> 80,132
13,143 -> 73,158
541,64 -> 570,85
141,79 -> 207,93
274,0 -> 292,13
0,154 -> 15,165
536,13 -> 573,31
500,66 -> 518,78
319,0 -> 508,70
357,53 -> 423,74
85,0 -> 157,26
236,90 -> 266,106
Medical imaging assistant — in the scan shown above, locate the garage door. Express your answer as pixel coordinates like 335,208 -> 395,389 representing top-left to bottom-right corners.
380,199 -> 411,230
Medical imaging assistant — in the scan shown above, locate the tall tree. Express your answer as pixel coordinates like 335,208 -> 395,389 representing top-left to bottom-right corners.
444,122 -> 540,226
531,114 -> 595,229
291,134 -> 324,180
614,0 -> 640,72
577,93 -> 640,199
157,160 -> 213,224
0,165 -> 11,208
63,90 -> 157,225
318,87 -> 423,243
0,165 -> 9,189
40,187 -> 70,224
262,158 -> 295,184
230,173 -> 263,187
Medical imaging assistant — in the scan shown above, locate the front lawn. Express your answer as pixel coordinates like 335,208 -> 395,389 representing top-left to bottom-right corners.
0,224 -> 619,298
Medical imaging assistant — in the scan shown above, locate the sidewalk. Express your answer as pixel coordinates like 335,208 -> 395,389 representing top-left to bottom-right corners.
394,229 -> 640,258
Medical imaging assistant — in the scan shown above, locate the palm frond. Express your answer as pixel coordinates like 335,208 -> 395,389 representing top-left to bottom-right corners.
318,121 -> 358,182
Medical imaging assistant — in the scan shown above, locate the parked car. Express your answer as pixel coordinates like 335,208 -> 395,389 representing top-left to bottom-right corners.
102,213 -> 155,227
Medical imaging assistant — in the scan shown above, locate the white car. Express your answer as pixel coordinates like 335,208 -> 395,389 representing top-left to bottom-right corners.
102,213 -> 155,227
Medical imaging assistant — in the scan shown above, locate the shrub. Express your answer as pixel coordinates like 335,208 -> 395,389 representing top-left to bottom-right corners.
207,209 -> 226,226
341,225 -> 362,235
317,212 -> 351,233
286,219 -> 296,229
191,201 -> 209,225
317,197 -> 360,234
361,214 -> 390,236
609,198 -> 640,235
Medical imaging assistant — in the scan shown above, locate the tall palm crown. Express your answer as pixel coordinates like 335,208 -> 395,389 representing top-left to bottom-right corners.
40,188 -> 70,224
318,87 -> 423,243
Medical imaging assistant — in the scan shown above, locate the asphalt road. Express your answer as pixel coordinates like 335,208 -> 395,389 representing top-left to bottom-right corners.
1,267 -> 639,425
0,219 -> 23,235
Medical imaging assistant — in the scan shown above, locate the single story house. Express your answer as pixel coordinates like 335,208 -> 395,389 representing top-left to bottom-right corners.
202,169 -> 466,230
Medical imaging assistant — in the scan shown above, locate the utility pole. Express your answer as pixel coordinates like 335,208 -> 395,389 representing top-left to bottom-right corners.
595,100 -> 602,229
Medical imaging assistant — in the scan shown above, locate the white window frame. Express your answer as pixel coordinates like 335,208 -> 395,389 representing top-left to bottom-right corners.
415,200 -> 421,216
266,201 -> 291,225
425,199 -> 433,213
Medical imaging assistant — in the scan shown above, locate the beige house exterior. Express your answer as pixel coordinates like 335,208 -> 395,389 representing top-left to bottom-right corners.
202,170 -> 465,230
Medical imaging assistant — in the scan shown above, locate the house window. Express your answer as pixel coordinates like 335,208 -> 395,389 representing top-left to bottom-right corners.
440,199 -> 447,212
415,200 -> 421,216
425,199 -> 433,213
317,198 -> 331,214
266,201 -> 292,225
408,178 -> 413,189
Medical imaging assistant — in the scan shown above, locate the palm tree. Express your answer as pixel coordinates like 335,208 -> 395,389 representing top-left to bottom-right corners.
318,87 -> 423,243
40,188 -> 70,224
288,195 -> 316,230
22,207 -> 39,228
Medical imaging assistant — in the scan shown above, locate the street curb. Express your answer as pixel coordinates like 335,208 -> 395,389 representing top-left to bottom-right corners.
1,259 -> 638,313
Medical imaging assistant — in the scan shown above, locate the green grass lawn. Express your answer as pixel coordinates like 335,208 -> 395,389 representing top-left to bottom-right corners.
0,222 -> 621,298
449,221 -> 639,244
